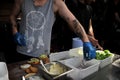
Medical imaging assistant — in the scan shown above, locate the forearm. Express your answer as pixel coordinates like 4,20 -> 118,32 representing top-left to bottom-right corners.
10,15 -> 18,35
9,0 -> 22,35
54,0 -> 89,42
88,19 -> 94,37
69,19 -> 89,42
115,12 -> 120,23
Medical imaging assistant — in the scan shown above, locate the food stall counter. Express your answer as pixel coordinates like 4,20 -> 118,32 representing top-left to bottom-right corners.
7,54 -> 120,80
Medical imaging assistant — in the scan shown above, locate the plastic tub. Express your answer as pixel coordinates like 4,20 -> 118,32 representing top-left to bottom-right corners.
60,57 -> 100,80
96,50 -> 114,69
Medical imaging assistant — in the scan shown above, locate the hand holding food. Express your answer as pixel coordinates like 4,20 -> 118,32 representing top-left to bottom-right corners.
83,42 -> 96,60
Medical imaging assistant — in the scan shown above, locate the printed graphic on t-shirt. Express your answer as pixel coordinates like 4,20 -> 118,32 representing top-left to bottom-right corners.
26,11 -> 46,53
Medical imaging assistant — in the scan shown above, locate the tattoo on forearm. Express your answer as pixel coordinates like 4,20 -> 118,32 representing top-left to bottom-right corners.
62,15 -> 84,39
73,19 -> 83,39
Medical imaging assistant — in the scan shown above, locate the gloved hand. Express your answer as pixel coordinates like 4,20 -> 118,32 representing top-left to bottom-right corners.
13,32 -> 26,46
83,42 -> 96,60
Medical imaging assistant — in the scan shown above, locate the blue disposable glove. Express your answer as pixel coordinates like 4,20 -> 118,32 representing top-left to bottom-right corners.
83,42 -> 96,60
14,32 -> 26,46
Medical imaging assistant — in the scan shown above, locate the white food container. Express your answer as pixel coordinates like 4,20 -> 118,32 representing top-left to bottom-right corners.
97,55 -> 114,69
50,51 -> 70,62
69,47 -> 83,58
50,47 -> 83,62
96,50 -> 114,69
60,57 -> 100,80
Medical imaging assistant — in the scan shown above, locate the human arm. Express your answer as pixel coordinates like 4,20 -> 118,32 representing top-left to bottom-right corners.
53,0 -> 96,60
53,0 -> 89,42
88,19 -> 103,50
10,0 -> 26,46
88,19 -> 94,37
10,0 -> 22,34
115,12 -> 120,23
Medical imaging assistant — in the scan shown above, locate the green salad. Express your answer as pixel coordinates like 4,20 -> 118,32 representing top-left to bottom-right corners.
96,50 -> 112,60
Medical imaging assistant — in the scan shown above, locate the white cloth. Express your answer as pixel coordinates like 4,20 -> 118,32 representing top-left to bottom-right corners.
0,62 -> 9,80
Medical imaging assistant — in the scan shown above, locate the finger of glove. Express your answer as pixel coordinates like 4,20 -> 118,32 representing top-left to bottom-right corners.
89,49 -> 96,59
86,44 -> 96,59
20,35 -> 26,46
83,45 -> 96,60
14,33 -> 21,45
16,37 -> 23,46
83,48 -> 89,60
15,34 -> 25,46
84,42 -> 96,52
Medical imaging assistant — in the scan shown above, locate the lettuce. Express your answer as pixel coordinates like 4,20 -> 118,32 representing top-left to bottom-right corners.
96,50 -> 112,60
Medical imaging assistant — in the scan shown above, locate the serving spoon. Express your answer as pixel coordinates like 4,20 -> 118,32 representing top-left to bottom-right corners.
22,76 -> 25,80
40,60 -> 49,73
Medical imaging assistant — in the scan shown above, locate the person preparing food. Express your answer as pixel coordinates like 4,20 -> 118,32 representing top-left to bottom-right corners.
9,0 -> 96,62
64,0 -> 103,50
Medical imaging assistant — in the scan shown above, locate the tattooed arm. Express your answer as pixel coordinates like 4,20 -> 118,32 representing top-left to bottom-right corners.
10,0 -> 23,35
10,0 -> 26,46
53,0 -> 96,60
53,0 -> 89,42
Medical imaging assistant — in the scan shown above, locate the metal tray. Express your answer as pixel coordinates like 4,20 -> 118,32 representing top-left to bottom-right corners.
39,61 -> 73,80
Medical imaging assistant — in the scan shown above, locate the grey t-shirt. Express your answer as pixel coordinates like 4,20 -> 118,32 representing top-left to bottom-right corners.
17,0 -> 55,57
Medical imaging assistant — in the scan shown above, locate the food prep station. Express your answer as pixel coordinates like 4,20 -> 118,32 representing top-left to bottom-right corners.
7,47 -> 120,80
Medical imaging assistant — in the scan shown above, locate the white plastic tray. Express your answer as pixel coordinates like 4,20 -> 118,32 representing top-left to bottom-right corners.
96,50 -> 114,69
98,55 -> 114,69
69,47 -> 83,58
50,51 -> 70,62
50,47 -> 83,62
60,57 -> 100,80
